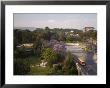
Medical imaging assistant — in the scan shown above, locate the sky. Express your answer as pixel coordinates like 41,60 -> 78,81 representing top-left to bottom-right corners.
14,13 -> 97,30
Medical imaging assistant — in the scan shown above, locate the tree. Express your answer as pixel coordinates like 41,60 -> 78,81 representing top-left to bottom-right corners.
58,31 -> 66,41
63,52 -> 78,75
35,31 -> 46,40
14,46 -> 29,58
14,59 -> 30,75
82,30 -> 97,41
50,32 -> 59,40
33,38 -> 42,56
63,52 -> 73,69
45,26 -> 50,30
44,26 -> 51,40
66,34 -> 73,42
14,29 -> 23,44
53,42 -> 66,56
14,29 -> 36,45
14,37 -> 19,50
49,39 -> 59,47
41,48 -> 58,67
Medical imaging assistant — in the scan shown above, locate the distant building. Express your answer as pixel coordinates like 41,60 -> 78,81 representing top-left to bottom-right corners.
16,43 -> 34,52
83,27 -> 95,32
71,30 -> 74,32
17,43 -> 33,48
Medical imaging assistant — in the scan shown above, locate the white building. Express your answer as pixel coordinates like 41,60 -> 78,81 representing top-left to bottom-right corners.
83,27 -> 94,32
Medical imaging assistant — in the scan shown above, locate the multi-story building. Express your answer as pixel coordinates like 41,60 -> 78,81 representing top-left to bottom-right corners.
83,27 -> 95,32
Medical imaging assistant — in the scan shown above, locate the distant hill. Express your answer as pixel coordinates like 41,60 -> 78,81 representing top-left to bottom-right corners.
14,27 -> 36,31
14,27 -> 82,33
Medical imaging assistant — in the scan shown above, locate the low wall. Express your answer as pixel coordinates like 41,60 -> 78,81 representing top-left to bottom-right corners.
66,43 -> 79,46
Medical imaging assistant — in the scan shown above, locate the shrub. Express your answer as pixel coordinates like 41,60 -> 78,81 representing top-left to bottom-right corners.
41,48 -> 59,67
62,52 -> 78,75
14,59 -> 30,75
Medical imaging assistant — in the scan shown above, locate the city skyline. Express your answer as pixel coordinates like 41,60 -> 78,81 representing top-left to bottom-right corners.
14,13 -> 97,30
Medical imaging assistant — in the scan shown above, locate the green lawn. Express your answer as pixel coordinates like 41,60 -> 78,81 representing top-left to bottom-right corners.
26,55 -> 41,65
25,55 -> 50,75
29,66 -> 50,75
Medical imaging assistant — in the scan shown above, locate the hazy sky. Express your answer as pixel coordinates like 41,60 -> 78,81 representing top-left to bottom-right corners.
14,13 -> 97,29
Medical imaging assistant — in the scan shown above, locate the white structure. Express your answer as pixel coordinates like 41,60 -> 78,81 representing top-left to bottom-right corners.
40,61 -> 48,67
83,27 -> 94,32
66,43 -> 79,46
76,63 -> 81,75
71,30 -> 74,32
17,43 -> 33,48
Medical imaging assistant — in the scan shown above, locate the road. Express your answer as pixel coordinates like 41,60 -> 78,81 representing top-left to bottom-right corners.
85,52 -> 97,75
66,44 -> 97,75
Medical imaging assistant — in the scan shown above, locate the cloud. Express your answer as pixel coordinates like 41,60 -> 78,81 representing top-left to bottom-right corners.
48,20 -> 55,23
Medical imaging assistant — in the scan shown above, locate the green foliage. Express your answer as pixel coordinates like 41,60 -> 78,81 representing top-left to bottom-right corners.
63,52 -> 73,68
41,48 -> 58,67
14,29 -> 34,44
44,26 -> 51,40
82,30 -> 97,42
14,46 -> 34,58
50,32 -> 59,40
22,30 -> 34,43
14,47 -> 28,58
69,67 -> 78,75
14,59 -> 30,75
62,52 -> 78,75
14,29 -> 23,44
48,52 -> 78,75
58,31 -> 66,41
33,38 -> 42,55
30,66 -> 50,75
66,35 -> 74,43
34,27 -> 51,41
48,63 -> 63,75
45,26 -> 50,30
